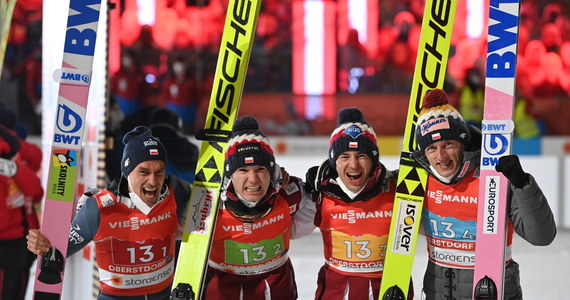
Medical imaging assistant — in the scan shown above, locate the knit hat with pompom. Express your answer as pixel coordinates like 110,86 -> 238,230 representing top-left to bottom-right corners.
225,116 -> 275,178
415,89 -> 471,151
329,107 -> 379,167
121,126 -> 167,177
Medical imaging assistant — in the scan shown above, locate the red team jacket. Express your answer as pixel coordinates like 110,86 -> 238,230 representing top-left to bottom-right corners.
93,189 -> 178,296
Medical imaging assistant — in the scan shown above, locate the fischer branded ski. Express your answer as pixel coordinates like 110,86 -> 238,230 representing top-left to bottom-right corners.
473,1 -> 521,299
170,0 -> 261,299
0,0 -> 17,81
379,0 -> 457,299
32,1 -> 101,299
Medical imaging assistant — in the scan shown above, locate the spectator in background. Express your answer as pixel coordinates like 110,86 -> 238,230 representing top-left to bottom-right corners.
128,25 -> 164,103
110,49 -> 145,117
160,56 -> 202,134
338,28 -> 373,93
104,106 -> 157,181
105,106 -> 199,185
541,23 -> 563,52
0,119 -> 43,300
149,107 -> 199,183
458,66 -> 485,128
513,96 -> 543,139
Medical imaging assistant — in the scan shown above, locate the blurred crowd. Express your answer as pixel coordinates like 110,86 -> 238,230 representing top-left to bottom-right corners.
1,0 -> 569,137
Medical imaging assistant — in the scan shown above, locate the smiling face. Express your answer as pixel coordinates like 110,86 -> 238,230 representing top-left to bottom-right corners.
335,151 -> 374,192
127,160 -> 166,207
424,140 -> 463,177
231,165 -> 271,203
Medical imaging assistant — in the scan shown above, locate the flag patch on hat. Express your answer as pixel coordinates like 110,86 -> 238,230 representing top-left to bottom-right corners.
245,157 -> 254,163
149,149 -> 159,155
349,141 -> 358,148
432,133 -> 442,141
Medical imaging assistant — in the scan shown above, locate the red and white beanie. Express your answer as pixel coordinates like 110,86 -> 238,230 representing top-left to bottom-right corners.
329,107 -> 379,167
415,89 -> 471,151
225,116 -> 275,178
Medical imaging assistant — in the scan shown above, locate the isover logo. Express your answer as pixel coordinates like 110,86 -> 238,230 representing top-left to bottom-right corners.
392,201 -> 419,255
54,104 -> 83,146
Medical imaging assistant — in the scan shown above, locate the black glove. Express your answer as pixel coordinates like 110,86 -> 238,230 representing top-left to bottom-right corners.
304,166 -> 318,193
495,155 -> 529,189
0,125 -> 20,159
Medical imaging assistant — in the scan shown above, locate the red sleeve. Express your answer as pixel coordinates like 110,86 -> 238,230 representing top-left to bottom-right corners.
12,161 -> 43,199
17,140 -> 42,172
0,182 -> 8,231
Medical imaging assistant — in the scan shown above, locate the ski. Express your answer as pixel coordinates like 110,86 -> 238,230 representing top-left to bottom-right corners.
32,1 -> 102,299
379,0 -> 457,299
473,1 -> 521,299
0,0 -> 17,81
170,0 -> 261,299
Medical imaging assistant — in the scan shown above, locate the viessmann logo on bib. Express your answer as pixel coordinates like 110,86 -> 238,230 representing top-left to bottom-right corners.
108,212 -> 173,230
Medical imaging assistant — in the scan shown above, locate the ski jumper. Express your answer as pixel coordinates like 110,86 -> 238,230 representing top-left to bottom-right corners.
65,176 -> 190,300
412,126 -> 556,300
0,131 -> 43,300
204,176 -> 310,300
310,162 -> 413,300
93,190 -> 178,296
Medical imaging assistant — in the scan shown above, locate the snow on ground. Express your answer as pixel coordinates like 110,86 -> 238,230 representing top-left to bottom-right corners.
290,230 -> 570,299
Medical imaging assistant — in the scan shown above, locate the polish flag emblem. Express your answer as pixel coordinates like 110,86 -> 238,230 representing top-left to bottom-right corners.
432,133 -> 441,141
349,142 -> 358,148
150,149 -> 159,155
245,157 -> 254,163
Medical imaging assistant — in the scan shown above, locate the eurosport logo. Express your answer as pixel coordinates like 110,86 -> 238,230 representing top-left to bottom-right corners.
483,176 -> 500,234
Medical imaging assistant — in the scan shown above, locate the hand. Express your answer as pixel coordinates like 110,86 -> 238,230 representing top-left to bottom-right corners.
0,126 -> 20,158
495,155 -> 529,188
280,167 -> 290,189
27,229 -> 52,255
0,157 -> 17,177
304,166 -> 318,193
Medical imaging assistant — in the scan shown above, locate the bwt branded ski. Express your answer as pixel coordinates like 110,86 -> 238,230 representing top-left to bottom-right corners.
32,1 -> 101,299
473,1 -> 521,299
170,0 -> 261,299
0,0 -> 17,81
379,0 -> 457,299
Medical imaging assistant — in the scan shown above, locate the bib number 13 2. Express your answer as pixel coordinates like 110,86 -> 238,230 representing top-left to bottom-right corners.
225,234 -> 284,265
